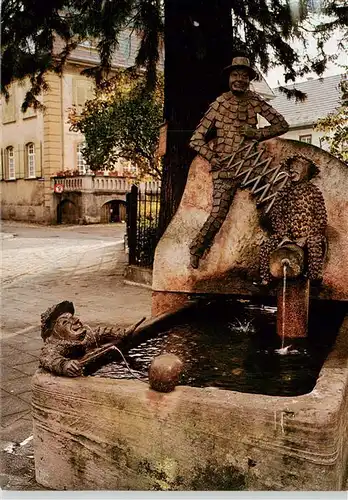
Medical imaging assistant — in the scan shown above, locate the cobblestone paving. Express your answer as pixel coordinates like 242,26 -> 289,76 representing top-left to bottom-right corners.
0,222 -> 152,490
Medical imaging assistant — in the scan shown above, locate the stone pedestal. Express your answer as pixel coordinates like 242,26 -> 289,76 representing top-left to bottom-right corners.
277,279 -> 310,339
152,291 -> 190,317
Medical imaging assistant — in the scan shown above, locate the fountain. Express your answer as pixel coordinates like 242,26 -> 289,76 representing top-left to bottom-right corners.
32,58 -> 348,491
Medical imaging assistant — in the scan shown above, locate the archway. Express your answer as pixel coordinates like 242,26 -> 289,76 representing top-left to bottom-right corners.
101,200 -> 126,223
57,199 -> 78,224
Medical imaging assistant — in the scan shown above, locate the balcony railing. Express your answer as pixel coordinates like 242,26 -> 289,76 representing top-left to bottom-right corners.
52,174 -> 160,194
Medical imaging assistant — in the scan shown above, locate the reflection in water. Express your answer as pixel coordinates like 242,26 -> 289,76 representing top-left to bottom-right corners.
94,300 -> 345,397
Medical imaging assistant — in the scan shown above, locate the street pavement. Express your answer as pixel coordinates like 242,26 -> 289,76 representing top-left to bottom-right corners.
0,221 -> 152,490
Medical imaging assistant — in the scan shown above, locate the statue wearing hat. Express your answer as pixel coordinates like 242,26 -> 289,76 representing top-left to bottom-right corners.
189,56 -> 289,268
39,301 -> 127,377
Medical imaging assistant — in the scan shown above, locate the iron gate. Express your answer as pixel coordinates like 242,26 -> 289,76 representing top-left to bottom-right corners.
126,183 -> 161,267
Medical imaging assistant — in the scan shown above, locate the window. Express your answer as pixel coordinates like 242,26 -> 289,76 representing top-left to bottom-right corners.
27,143 -> 36,178
299,134 -> 312,144
78,40 -> 97,49
77,143 -> 86,174
72,78 -> 94,114
124,164 -> 138,176
2,87 -> 16,124
6,146 -> 16,180
22,80 -> 37,119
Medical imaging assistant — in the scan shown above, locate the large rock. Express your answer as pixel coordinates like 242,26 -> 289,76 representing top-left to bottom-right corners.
153,138 -> 348,301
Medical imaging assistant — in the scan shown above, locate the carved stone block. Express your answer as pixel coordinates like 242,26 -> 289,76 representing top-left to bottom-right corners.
33,317 -> 348,491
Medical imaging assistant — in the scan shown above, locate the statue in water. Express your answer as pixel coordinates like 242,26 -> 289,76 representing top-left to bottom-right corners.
39,301 -> 128,377
189,56 -> 289,268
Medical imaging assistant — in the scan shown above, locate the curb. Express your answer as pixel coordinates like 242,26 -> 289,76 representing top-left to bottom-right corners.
0,233 -> 15,240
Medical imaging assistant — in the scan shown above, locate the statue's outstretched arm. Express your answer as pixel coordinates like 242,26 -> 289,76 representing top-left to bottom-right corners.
91,326 -> 125,346
255,98 -> 289,141
83,318 -> 146,349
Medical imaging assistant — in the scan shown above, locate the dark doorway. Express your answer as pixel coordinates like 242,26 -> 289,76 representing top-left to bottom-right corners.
57,199 -> 78,224
101,200 -> 126,223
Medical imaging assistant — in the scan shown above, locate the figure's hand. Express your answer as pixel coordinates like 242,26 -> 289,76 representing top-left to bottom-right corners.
104,326 -> 117,336
278,237 -> 294,248
97,326 -> 124,341
210,157 -> 221,171
241,125 -> 258,140
64,360 -> 82,377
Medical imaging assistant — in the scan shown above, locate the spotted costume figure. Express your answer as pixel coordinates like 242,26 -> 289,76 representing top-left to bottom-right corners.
259,155 -> 327,284
189,57 -> 289,268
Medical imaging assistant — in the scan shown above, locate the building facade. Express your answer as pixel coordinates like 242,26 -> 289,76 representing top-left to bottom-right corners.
0,34 -> 156,224
271,74 -> 344,148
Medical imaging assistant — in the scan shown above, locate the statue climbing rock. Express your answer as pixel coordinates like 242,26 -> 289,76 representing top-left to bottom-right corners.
189,56 -> 289,268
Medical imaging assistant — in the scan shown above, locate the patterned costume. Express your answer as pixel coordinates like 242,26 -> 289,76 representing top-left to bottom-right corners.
189,87 -> 289,267
259,157 -> 327,283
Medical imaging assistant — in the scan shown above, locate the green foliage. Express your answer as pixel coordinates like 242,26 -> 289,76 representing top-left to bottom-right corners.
2,0 -> 163,109
2,0 -> 347,109
316,77 -> 348,163
68,70 -> 163,178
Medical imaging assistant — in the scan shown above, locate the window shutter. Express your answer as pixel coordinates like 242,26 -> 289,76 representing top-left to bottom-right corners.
3,148 -> 9,180
72,77 -> 77,106
0,149 -> 3,180
76,82 -> 86,108
2,88 -> 16,124
35,141 -> 42,177
23,145 -> 28,178
22,83 -> 37,119
75,142 -> 78,170
16,145 -> 24,179
86,82 -> 94,101
12,146 -> 18,179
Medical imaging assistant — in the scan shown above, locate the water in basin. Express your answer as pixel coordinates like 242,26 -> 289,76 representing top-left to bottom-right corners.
93,299 -> 346,397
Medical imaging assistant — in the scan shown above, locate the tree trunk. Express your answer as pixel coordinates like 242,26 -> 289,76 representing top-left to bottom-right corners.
159,0 -> 233,235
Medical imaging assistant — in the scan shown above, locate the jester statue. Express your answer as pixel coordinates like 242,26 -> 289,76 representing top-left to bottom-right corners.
189,56 -> 289,268
39,301 -> 138,377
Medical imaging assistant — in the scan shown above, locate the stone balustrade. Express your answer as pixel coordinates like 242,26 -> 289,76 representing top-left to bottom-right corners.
53,175 -> 93,192
93,176 -> 133,192
52,175 -> 160,194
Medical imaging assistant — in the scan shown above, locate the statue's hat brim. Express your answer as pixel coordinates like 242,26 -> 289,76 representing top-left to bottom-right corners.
223,57 -> 258,81
41,301 -> 75,340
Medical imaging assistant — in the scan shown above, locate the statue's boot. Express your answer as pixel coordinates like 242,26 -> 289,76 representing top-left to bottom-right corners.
190,253 -> 201,269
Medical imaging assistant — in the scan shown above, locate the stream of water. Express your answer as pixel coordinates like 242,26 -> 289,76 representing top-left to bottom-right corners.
281,264 -> 287,350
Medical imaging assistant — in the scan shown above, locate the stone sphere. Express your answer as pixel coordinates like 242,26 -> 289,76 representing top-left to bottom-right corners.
148,354 -> 183,393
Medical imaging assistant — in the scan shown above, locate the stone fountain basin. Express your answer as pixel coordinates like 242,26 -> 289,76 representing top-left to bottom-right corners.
32,315 -> 348,491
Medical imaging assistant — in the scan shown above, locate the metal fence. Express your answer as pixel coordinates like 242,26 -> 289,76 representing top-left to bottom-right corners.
126,183 -> 161,268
